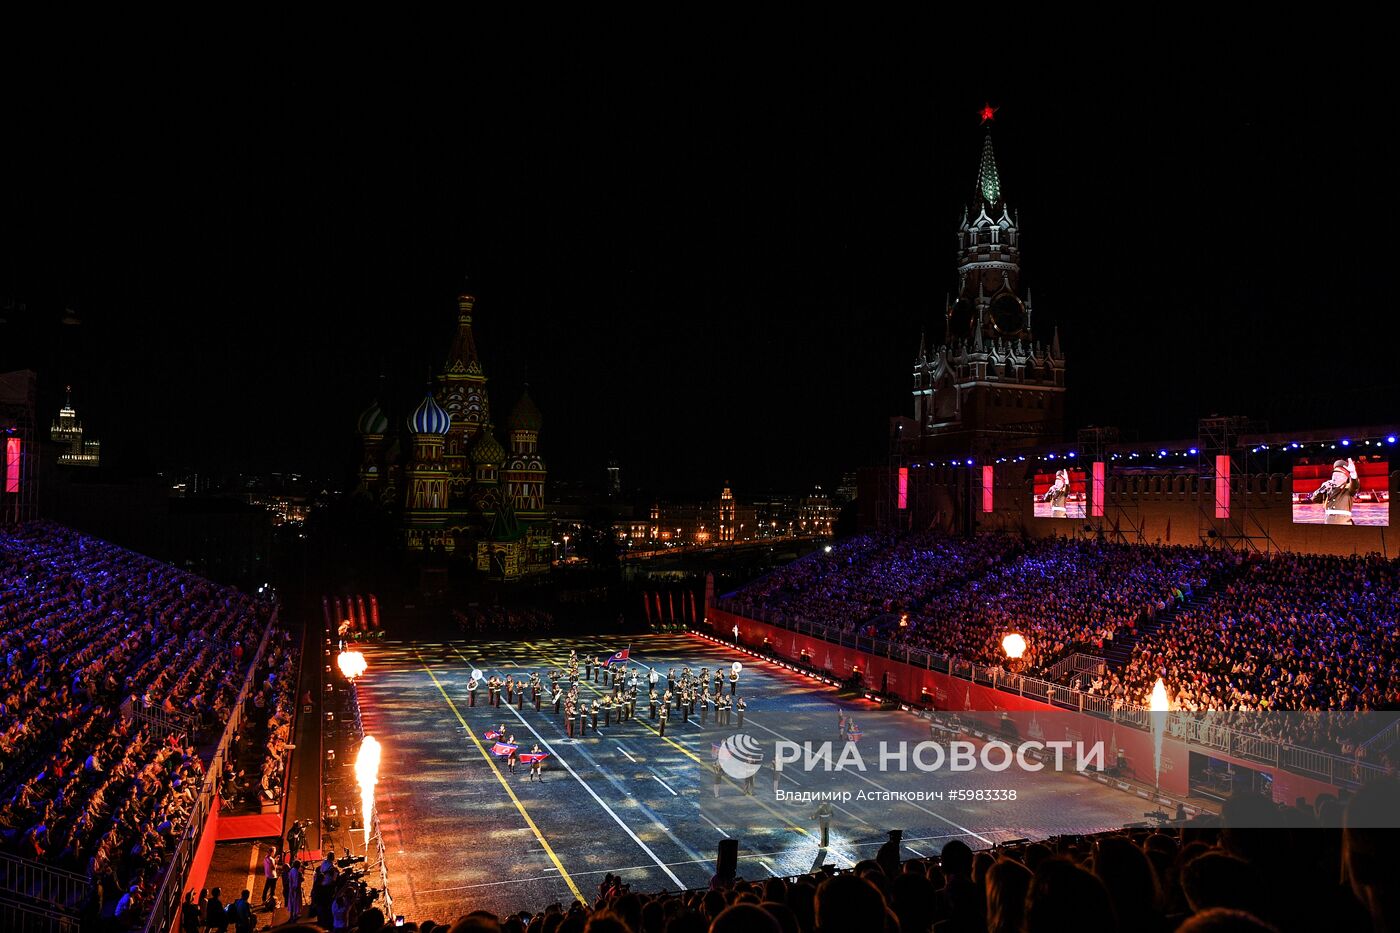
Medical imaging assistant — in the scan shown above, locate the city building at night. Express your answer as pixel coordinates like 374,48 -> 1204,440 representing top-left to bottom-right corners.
49,384 -> 100,467
355,293 -> 551,578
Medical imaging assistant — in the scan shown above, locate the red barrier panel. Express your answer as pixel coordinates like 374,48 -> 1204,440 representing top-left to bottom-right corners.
708,608 -> 1347,805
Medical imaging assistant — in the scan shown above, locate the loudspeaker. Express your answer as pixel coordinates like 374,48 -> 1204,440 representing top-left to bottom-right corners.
716,838 -> 738,880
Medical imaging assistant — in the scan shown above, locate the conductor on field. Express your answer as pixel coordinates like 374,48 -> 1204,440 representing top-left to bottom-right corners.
815,801 -> 833,848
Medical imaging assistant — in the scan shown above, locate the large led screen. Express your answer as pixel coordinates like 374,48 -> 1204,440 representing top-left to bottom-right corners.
1292,457 -> 1389,526
1033,468 -> 1086,519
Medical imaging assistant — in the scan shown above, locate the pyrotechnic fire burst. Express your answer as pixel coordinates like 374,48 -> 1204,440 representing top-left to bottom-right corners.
338,650 -> 367,681
356,735 -> 381,848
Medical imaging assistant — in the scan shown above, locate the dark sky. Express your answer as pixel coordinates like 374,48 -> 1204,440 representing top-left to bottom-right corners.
3,50 -> 1394,498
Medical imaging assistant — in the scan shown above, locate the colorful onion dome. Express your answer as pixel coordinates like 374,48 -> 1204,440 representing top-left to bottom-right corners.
470,422 -> 505,466
356,400 -> 389,436
407,393 -> 452,436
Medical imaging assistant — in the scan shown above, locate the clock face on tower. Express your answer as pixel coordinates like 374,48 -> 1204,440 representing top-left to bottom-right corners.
990,292 -> 1026,337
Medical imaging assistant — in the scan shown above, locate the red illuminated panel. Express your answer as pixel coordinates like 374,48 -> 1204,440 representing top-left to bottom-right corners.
1091,461 -> 1105,517
5,438 -> 19,493
897,467 -> 908,510
1215,455 -> 1230,519
982,465 -> 994,513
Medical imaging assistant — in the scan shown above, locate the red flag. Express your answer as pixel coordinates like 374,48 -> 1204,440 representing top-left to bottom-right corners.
490,742 -> 518,758
518,752 -> 549,765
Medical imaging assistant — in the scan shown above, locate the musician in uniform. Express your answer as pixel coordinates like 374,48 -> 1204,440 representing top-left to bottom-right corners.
505,675 -> 515,706
1309,457 -> 1361,524
552,686 -> 563,714
700,687 -> 712,724
468,676 -> 479,707
565,701 -> 575,738
736,696 -> 747,728
1042,467 -> 1071,514
658,701 -> 669,737
729,666 -> 739,696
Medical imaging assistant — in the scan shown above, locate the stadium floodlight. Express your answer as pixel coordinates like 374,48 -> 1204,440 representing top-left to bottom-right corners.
1001,633 -> 1027,659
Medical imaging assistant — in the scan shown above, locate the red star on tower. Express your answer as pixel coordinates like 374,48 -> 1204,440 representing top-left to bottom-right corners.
979,102 -> 998,124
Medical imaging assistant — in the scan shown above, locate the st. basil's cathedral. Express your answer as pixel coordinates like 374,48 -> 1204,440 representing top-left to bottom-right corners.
353,293 -> 550,579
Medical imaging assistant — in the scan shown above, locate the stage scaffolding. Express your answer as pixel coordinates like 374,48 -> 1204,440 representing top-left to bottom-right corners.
1196,415 -> 1276,552
1077,425 -> 1144,544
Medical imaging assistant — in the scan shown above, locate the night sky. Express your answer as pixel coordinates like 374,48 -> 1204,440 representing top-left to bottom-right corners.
3,52 -> 1394,499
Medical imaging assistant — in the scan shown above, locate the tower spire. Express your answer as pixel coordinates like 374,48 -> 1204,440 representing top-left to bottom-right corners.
976,130 -> 1001,204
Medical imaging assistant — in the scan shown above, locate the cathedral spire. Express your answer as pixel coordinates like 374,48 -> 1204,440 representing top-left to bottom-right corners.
976,130 -> 1001,205
446,293 -> 482,374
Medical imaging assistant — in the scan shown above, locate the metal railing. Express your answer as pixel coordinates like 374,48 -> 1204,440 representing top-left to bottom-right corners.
123,697 -> 198,740
139,608 -> 279,933
0,894 -> 81,933
717,606 -> 1395,789
0,854 -> 89,915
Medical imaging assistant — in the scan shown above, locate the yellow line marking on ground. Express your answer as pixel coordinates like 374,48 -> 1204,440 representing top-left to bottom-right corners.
417,652 -> 584,903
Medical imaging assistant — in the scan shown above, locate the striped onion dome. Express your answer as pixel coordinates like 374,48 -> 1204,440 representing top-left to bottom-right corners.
407,393 -> 452,436
356,401 -> 389,436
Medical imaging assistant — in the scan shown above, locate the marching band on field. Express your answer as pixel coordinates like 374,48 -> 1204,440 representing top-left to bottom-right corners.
467,647 -> 758,781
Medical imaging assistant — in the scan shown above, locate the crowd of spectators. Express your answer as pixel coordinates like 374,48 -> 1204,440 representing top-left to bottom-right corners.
1089,551 -> 1400,714
725,534 -> 1231,674
721,533 -> 1020,630
0,521 -> 277,922
219,629 -> 299,812
324,780 -> 1399,933
897,540 -> 1233,672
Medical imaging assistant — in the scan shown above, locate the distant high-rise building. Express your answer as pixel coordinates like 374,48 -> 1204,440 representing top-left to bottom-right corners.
50,385 -> 100,467
606,459 -> 621,498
